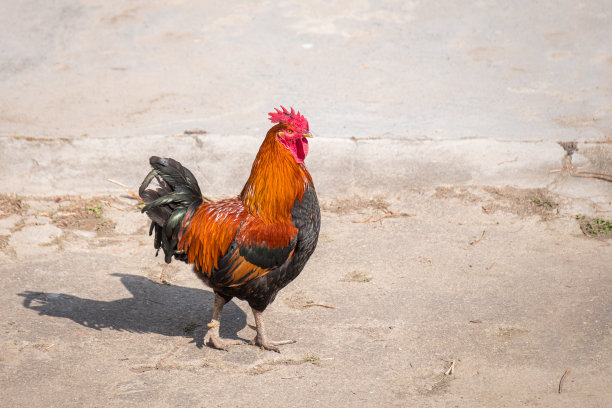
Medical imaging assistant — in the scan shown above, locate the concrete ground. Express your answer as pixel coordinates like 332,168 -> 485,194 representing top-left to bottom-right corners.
1,1 -> 611,407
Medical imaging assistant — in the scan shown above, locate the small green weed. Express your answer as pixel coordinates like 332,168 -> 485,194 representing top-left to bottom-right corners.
344,270 -> 372,283
86,205 -> 103,218
576,215 -> 612,237
304,354 -> 320,363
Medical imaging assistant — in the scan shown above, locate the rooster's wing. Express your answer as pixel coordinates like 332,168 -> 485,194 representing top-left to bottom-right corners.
179,199 -> 298,287
211,218 -> 298,287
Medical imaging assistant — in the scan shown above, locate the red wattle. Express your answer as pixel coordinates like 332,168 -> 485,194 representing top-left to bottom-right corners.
279,136 -> 308,163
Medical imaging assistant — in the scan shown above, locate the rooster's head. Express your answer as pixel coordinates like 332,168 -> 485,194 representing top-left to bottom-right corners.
268,106 -> 311,163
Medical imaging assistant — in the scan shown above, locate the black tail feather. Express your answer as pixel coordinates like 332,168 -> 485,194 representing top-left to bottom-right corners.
140,156 -> 203,263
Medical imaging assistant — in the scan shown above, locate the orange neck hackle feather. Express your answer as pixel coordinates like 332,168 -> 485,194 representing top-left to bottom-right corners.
178,123 -> 313,274
240,124 -> 313,225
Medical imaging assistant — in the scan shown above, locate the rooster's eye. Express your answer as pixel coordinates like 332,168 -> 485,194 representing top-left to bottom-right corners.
286,129 -> 293,134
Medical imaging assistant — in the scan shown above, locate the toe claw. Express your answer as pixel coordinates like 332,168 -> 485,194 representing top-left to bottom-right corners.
265,345 -> 281,353
251,337 -> 295,352
270,340 -> 296,346
204,332 -> 243,351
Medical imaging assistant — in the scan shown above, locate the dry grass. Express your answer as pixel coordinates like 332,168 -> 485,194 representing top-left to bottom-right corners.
576,215 -> 612,239
52,198 -> 116,234
0,194 -> 27,216
435,186 -> 559,220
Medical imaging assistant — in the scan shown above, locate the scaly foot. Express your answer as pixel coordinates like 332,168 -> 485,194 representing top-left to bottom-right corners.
203,318 -> 243,351
204,329 -> 243,351
250,336 -> 296,353
250,309 -> 296,352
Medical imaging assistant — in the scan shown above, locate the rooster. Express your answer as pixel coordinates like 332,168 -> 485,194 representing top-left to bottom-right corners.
139,107 -> 320,352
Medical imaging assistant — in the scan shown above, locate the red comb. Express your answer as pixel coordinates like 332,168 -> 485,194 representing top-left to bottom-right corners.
268,106 -> 309,132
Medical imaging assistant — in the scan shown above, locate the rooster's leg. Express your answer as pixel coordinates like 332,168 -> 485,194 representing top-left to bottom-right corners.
250,308 -> 296,353
203,293 -> 243,350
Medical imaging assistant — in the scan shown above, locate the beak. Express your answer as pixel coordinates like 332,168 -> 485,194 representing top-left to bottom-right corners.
303,131 -> 312,138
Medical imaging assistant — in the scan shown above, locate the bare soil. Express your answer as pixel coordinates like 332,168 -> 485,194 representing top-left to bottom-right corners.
576,215 -> 612,239
0,194 -> 28,216
50,198 -> 117,234
1,188 -> 610,407
434,186 -> 560,219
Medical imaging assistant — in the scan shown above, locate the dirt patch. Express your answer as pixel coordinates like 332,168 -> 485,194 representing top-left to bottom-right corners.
433,186 -> 484,204
481,186 -> 558,219
321,195 -> 413,223
282,292 -> 337,310
52,199 -> 116,234
434,186 -> 559,219
576,215 -> 612,239
496,326 -> 529,340
248,355 -> 322,375
283,293 -> 312,309
0,194 -> 27,217
1,195 -> 121,236
342,270 -> 372,283
321,195 -> 390,215
484,187 -> 559,219
0,234 -> 17,259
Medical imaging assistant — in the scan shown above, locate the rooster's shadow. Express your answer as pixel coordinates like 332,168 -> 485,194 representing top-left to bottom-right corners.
18,273 -> 247,348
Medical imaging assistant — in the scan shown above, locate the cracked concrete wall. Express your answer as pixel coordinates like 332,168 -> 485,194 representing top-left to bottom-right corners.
0,1 -> 610,212
1,1 -> 610,141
